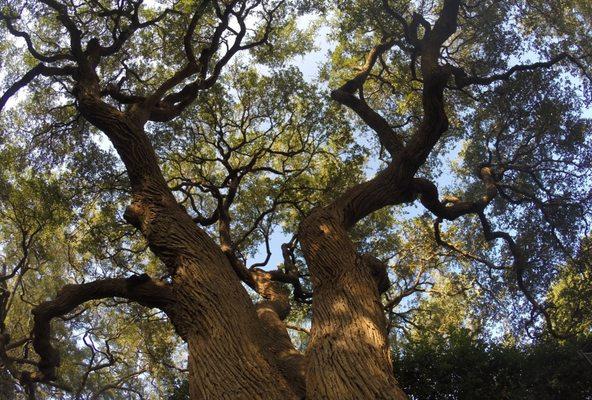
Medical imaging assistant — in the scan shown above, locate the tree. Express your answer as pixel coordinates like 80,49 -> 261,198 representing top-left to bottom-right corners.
0,0 -> 591,399
393,328 -> 592,400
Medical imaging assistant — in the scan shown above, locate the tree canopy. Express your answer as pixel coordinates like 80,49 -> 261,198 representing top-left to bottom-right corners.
0,0 -> 591,399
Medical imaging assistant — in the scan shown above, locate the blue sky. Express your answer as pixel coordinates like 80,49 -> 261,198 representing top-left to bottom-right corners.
248,15 -> 592,272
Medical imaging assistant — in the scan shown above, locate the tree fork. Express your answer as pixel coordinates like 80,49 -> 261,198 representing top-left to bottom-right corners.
73,77 -> 300,399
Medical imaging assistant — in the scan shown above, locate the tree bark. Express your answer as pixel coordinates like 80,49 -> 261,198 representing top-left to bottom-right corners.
74,89 -> 298,399
299,208 -> 407,400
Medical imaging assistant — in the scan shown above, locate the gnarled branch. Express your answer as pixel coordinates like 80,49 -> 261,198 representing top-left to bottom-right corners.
413,166 -> 498,221
31,274 -> 175,382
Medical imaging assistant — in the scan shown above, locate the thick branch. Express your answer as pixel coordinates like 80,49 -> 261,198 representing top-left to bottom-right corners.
37,0 -> 84,58
325,2 -> 463,228
417,167 -> 568,338
0,64 -> 75,112
216,205 -> 305,394
141,0 -> 279,122
98,6 -> 173,58
413,166 -> 498,220
427,0 -> 462,50
184,0 -> 212,64
31,275 -> 175,382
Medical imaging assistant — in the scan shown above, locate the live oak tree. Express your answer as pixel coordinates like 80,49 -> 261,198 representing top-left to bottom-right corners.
0,0 -> 591,399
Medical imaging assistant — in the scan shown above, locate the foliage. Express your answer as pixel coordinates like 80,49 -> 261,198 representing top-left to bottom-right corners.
394,329 -> 592,400
0,0 -> 590,398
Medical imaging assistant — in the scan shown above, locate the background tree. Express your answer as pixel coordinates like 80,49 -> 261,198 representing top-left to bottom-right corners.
393,329 -> 592,400
0,0 -> 591,399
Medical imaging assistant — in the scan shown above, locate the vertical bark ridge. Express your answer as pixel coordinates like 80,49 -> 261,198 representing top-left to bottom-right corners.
256,294 -> 307,398
249,267 -> 307,397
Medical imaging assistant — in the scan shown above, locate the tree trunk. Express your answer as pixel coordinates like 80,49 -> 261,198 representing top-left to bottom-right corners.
176,250 -> 297,400
299,208 -> 407,400
75,91 -> 299,400
294,5 -> 462,396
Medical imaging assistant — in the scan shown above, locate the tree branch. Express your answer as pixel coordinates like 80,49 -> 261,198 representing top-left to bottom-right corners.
37,0 -> 84,59
413,166 -> 498,220
451,52 -> 581,88
0,11 -> 73,63
476,212 -> 569,339
0,64 -> 75,113
331,38 -> 405,156
30,275 -> 175,382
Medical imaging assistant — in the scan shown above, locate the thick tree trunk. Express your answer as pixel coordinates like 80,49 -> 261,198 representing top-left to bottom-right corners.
175,250 -> 297,400
299,208 -> 407,400
75,92 -> 299,400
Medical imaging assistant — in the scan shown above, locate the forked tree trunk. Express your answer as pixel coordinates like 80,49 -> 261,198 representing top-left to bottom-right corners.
74,84 -> 410,399
75,90 -> 299,400
69,45 -> 457,400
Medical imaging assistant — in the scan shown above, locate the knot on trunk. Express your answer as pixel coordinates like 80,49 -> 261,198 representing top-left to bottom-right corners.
123,202 -> 145,229
360,254 -> 391,294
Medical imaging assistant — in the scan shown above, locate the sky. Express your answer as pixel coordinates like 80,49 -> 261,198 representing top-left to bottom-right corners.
248,14 -> 592,271
4,7 -> 591,274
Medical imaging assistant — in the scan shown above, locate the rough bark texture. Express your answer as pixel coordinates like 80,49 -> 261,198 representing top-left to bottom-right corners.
74,88 -> 298,399
256,291 -> 306,398
53,6 -> 456,398
300,209 -> 407,399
